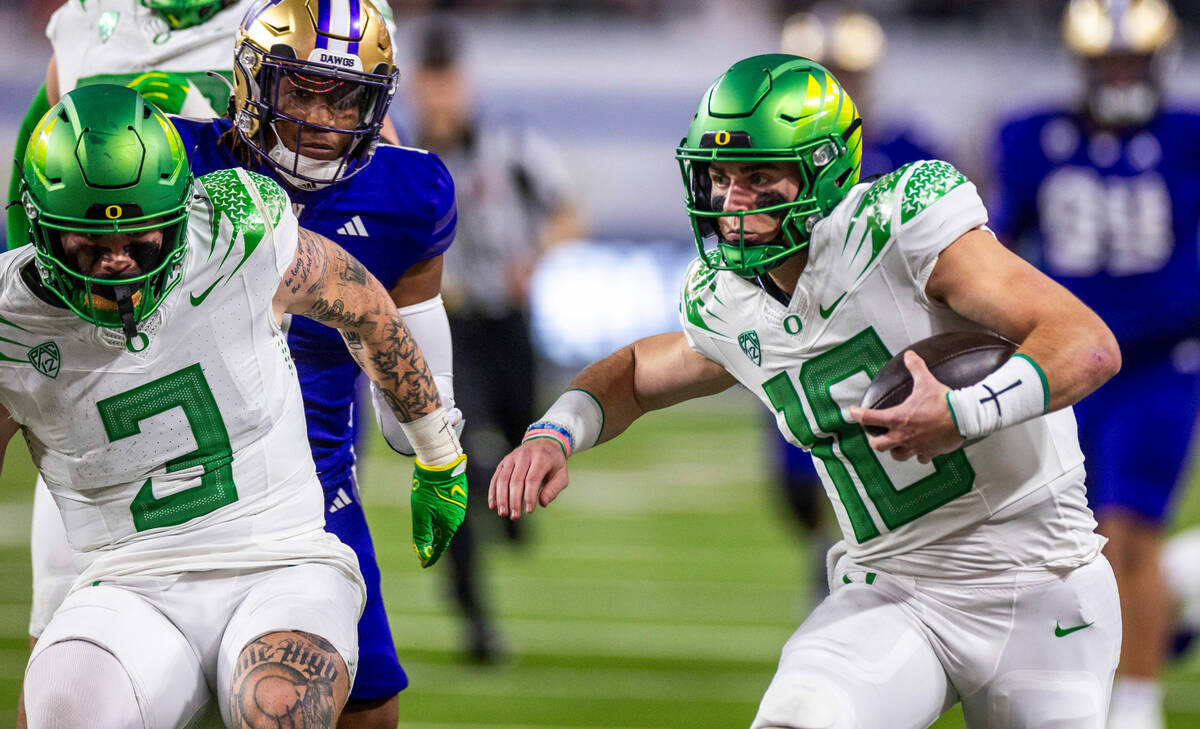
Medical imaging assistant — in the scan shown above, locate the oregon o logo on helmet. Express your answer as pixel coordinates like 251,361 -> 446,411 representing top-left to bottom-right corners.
715,131 -> 731,146
105,205 -> 123,219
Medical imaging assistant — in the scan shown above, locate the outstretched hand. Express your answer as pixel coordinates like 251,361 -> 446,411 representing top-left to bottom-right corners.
848,351 -> 965,464
489,438 -> 570,520
411,455 -> 468,568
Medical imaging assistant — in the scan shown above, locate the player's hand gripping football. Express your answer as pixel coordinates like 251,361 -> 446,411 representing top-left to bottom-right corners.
125,71 -> 192,115
849,351 -> 965,464
489,438 -> 570,520
411,455 -> 468,568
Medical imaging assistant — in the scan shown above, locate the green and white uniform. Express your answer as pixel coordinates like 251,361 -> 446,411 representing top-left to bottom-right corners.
680,160 -> 1120,728
0,171 -> 364,728
46,0 -> 257,116
682,160 -> 1102,576
0,168 -> 361,588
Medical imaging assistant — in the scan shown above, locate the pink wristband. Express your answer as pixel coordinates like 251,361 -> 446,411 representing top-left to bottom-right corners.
523,422 -> 573,457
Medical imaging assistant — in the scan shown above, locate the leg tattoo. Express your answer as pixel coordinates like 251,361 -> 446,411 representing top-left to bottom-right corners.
231,631 -> 350,729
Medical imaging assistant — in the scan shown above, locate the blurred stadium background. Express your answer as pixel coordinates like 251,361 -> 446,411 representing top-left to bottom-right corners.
2,0 -> 1200,727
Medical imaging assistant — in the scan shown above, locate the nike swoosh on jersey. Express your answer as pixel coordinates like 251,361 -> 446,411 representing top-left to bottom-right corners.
1054,621 -> 1094,637
450,484 -> 467,500
189,277 -> 224,307
818,292 -> 846,319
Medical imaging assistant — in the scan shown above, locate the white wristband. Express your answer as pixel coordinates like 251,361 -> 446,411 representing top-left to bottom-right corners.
372,294 -> 460,456
397,406 -> 464,467
945,354 -> 1049,440
371,382 -> 463,456
396,294 -> 455,408
524,389 -> 605,456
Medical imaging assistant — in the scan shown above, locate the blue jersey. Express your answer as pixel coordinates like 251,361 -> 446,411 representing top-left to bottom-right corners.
173,117 -> 457,481
991,109 -> 1200,356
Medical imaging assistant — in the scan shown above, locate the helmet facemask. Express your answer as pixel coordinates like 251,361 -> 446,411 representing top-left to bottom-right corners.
234,41 -> 397,188
24,195 -> 189,341
679,136 -> 853,277
1082,52 -> 1164,128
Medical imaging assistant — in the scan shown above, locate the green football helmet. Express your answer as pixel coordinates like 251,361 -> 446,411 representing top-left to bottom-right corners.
139,0 -> 232,30
21,84 -> 193,339
676,54 -> 862,277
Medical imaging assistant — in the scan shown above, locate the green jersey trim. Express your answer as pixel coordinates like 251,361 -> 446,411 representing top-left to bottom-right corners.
945,392 -> 965,438
567,387 -> 605,448
192,169 -> 286,302
842,165 -> 904,280
681,258 -> 727,336
900,160 -> 967,224
1013,353 -> 1050,413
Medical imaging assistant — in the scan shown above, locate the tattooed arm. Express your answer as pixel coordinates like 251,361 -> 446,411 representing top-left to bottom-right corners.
272,227 -> 440,423
272,228 -> 467,568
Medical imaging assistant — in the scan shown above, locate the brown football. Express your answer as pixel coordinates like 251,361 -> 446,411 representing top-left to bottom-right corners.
859,331 -> 1017,436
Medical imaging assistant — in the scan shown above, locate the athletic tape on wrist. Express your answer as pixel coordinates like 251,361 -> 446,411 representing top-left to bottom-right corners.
521,389 -> 604,457
398,406 -> 464,467
945,354 -> 1049,440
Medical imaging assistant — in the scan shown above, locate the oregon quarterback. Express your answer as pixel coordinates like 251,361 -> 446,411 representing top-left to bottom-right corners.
491,54 -> 1123,728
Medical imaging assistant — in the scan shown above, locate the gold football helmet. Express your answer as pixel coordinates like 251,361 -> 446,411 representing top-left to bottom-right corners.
1064,0 -> 1177,57
232,0 -> 397,186
1062,0 -> 1178,127
780,7 -> 886,75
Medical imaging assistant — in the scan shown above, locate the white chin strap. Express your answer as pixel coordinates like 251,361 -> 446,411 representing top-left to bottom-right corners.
267,124 -> 342,190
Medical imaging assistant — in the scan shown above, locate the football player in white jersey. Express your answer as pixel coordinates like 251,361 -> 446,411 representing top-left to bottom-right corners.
8,0 -> 254,250
8,0 -> 403,251
0,84 -> 468,729
490,54 -> 1123,728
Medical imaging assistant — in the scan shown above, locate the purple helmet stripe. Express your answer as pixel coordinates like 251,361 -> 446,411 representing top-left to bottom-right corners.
347,0 -> 361,55
315,0 -> 331,49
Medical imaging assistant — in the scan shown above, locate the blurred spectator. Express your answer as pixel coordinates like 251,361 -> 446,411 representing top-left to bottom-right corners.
408,18 -> 584,662
990,2 -> 1200,728
772,2 -> 946,603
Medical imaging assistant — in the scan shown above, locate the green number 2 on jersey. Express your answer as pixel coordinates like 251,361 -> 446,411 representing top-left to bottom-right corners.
764,328 -> 975,543
97,363 -> 239,532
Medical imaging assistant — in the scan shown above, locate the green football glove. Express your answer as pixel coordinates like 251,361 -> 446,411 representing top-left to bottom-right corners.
411,454 -> 468,568
125,71 -> 192,114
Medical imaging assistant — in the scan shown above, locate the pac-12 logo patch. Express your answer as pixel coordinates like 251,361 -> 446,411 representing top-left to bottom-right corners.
738,330 -> 761,366
28,341 -> 60,379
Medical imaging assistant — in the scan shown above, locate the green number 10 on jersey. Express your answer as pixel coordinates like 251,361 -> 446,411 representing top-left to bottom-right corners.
763,328 -> 975,543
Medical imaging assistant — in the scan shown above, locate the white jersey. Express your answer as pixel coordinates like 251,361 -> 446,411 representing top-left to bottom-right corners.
0,168 -> 359,589
46,0 -> 258,116
680,160 -> 1103,577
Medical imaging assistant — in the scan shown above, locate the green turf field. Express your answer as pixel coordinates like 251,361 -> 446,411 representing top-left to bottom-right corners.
1,391 -> 1198,728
